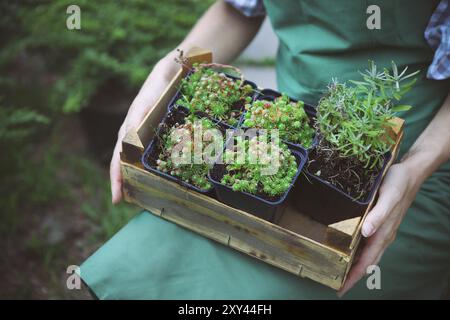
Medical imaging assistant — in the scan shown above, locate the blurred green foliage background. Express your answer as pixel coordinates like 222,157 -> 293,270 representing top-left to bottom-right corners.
0,0 -> 212,299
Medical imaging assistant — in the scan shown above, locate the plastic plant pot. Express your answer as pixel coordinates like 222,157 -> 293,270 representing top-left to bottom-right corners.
208,147 -> 308,223
167,70 -> 258,128
241,88 -> 318,152
292,152 -> 392,225
141,108 -> 229,195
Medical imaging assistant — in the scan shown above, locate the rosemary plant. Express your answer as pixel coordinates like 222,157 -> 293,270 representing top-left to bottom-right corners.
316,61 -> 419,169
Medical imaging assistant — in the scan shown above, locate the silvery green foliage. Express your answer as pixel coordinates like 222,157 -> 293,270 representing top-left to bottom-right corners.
317,61 -> 419,169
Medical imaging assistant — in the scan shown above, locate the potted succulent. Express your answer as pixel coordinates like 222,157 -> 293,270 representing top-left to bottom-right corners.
242,89 -> 316,150
142,108 -> 227,194
209,134 -> 307,222
294,61 -> 419,224
173,63 -> 257,127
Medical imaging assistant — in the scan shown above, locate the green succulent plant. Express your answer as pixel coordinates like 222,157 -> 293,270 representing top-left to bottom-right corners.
221,136 -> 298,197
155,114 -> 222,190
243,94 -> 315,148
176,63 -> 254,126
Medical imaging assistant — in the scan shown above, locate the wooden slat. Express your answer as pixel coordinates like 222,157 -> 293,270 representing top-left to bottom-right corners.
329,217 -> 361,236
121,128 -> 144,166
185,47 -> 213,67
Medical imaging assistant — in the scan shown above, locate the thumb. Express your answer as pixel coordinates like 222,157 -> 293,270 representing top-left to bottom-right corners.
362,185 -> 400,237
110,141 -> 123,204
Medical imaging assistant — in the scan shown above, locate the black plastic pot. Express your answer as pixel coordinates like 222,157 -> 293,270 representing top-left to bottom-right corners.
241,88 -> 318,152
208,147 -> 307,223
292,152 -> 392,225
167,70 -> 258,128
141,108 -> 229,195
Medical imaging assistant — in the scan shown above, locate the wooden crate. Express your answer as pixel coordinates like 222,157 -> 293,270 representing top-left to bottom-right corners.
120,48 -> 404,290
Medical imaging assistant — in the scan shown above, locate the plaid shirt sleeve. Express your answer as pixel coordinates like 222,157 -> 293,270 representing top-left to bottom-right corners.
225,0 -> 266,17
424,0 -> 450,80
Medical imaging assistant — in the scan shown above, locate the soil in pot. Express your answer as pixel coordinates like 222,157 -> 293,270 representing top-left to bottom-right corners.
307,140 -> 383,201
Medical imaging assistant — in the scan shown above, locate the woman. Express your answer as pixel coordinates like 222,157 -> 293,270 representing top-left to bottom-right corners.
82,0 -> 450,299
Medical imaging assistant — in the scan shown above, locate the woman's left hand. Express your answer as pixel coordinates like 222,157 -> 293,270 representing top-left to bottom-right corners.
339,93 -> 450,296
337,161 -> 422,297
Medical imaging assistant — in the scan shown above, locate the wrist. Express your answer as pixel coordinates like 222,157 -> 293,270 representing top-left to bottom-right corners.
400,145 -> 436,188
153,50 -> 180,81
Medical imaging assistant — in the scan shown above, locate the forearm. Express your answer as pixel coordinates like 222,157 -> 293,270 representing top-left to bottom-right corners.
125,1 -> 262,129
401,93 -> 450,185
157,0 -> 264,79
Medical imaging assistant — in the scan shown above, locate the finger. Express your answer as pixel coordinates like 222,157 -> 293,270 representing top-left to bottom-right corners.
109,95 -> 152,205
337,231 -> 386,297
362,185 -> 401,237
110,142 -> 123,204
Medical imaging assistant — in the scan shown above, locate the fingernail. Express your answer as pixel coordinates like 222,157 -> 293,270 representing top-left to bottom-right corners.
362,224 -> 373,237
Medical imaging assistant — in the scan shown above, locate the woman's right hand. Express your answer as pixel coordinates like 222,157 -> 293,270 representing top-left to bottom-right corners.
110,51 -> 179,204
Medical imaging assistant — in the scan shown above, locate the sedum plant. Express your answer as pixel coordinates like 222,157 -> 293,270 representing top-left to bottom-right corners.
316,61 -> 419,169
221,136 -> 298,197
242,94 -> 315,148
176,63 -> 254,126
155,114 -> 221,190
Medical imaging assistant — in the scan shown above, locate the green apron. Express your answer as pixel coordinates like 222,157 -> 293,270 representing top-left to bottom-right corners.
80,0 -> 450,299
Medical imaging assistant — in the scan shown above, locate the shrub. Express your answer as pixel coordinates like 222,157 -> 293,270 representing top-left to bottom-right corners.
0,0 -> 213,114
0,0 -> 211,215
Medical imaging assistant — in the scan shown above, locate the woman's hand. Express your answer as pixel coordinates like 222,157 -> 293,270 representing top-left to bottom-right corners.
110,53 -> 178,204
339,94 -> 450,296
338,161 -> 423,296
